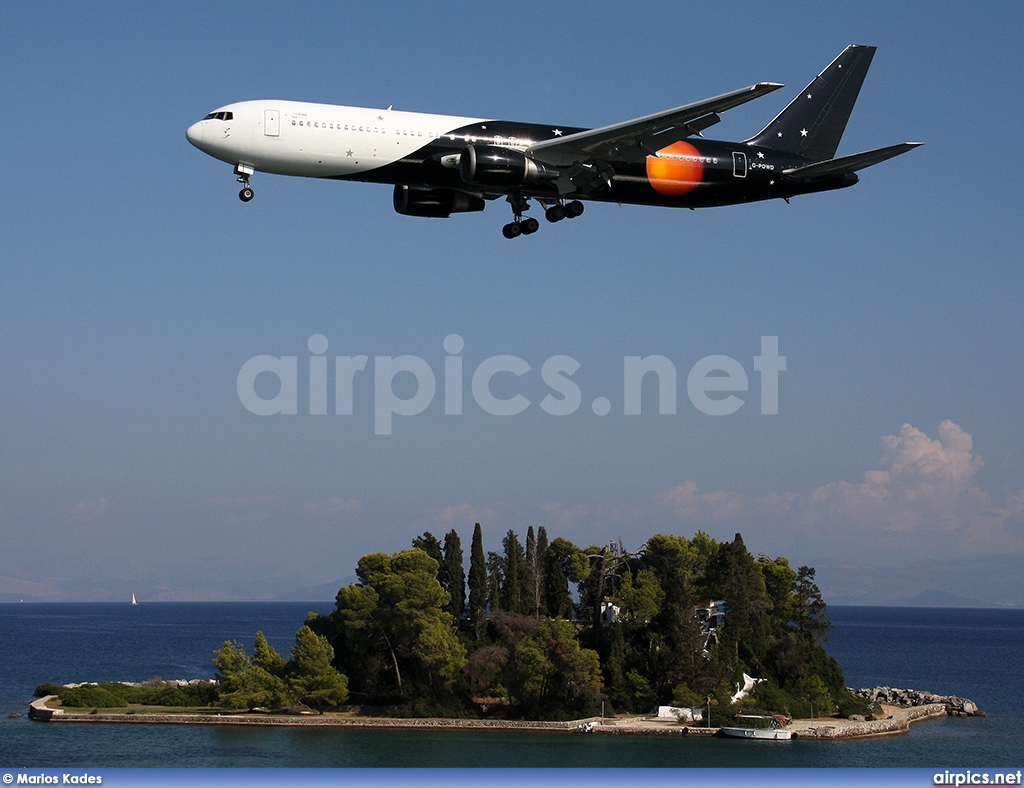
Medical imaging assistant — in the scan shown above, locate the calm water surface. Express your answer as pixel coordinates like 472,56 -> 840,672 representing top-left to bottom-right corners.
1,603 -> 1021,767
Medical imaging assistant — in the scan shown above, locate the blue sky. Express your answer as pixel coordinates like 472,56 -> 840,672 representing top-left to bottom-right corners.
2,1 -> 1022,604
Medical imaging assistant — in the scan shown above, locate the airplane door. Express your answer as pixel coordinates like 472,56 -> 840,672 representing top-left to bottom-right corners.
732,152 -> 747,178
264,109 -> 280,137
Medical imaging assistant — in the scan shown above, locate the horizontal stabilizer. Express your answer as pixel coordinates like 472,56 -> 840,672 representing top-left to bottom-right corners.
782,142 -> 923,179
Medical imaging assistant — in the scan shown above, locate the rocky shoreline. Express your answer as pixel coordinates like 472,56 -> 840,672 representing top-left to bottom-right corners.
851,686 -> 984,717
28,685 -> 983,740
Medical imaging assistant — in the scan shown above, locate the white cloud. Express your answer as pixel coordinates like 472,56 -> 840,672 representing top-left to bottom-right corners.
662,481 -> 746,521
661,421 -> 1023,555
302,496 -> 362,518
433,502 -> 500,528
68,497 -> 110,520
797,420 -> 989,536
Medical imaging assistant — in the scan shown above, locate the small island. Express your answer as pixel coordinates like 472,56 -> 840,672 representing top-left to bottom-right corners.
28,528 -> 983,738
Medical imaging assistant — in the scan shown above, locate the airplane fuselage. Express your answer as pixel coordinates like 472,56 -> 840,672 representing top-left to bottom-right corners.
186,99 -> 855,209
186,46 -> 917,237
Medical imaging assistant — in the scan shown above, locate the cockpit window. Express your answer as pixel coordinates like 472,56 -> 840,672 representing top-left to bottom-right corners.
202,111 -> 234,121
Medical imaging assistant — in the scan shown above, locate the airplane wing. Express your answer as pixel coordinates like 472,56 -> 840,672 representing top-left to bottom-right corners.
782,142 -> 923,179
526,82 -> 785,169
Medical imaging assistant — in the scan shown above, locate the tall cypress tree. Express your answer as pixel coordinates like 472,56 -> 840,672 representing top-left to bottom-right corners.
501,530 -> 526,614
468,523 -> 488,639
534,526 -> 549,619
487,551 -> 504,613
524,527 -> 538,619
441,529 -> 466,621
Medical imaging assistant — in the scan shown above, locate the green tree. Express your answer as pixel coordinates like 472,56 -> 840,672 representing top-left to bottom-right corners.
524,526 -> 539,619
213,637 -> 293,710
793,566 -> 832,642
643,534 -> 706,697
335,549 -> 466,703
289,625 -> 349,709
758,556 -> 797,626
486,550 -> 504,613
705,533 -> 769,664
501,530 -> 527,614
544,537 -> 588,618
412,532 -> 443,564
614,569 -> 664,626
533,526 -> 549,618
253,630 -> 287,676
534,617 -> 604,717
213,640 -> 250,696
441,529 -> 466,621
468,523 -> 488,639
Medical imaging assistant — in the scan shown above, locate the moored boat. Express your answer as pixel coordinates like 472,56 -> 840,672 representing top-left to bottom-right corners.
719,713 -> 792,740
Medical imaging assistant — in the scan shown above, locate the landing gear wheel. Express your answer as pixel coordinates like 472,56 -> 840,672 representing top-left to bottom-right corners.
545,204 -> 566,223
239,186 -> 254,202
502,222 -> 523,239
566,200 -> 584,218
520,217 -> 540,234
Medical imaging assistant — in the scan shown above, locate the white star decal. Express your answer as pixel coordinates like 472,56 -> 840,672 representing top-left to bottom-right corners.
770,180 -> 775,186
552,129 -> 563,136
757,152 -> 765,159
806,94 -> 813,99
800,129 -> 808,137
777,132 -> 783,138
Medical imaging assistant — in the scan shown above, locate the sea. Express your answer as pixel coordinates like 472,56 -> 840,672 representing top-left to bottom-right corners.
1,603 -> 1022,770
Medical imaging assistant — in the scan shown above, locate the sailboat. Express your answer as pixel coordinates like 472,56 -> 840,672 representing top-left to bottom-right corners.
131,593 -> 138,606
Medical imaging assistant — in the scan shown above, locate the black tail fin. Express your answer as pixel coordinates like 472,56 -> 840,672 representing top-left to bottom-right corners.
746,44 -> 876,161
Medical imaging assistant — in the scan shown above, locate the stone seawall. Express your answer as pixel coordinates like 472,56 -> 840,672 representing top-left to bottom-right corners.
29,684 -> 982,741
39,709 -> 596,732
788,703 -> 948,739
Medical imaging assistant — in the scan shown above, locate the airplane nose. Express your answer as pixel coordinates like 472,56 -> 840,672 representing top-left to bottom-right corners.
186,121 -> 204,147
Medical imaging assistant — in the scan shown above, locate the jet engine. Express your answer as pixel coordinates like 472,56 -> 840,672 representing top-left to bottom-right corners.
458,145 -> 559,188
393,185 -> 485,218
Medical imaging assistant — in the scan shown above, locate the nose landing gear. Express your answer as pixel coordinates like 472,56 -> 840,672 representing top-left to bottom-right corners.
502,194 -> 540,239
234,163 -> 255,202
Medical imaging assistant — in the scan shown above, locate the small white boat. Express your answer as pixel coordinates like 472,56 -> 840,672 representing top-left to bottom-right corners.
720,714 -> 792,740
131,593 -> 138,606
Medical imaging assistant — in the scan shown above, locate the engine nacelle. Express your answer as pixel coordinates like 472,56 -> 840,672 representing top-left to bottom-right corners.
393,185 -> 485,218
459,145 -> 559,188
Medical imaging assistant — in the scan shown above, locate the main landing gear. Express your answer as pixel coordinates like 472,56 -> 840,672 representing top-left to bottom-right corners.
235,163 -> 255,202
501,196 -> 585,239
544,200 -> 584,223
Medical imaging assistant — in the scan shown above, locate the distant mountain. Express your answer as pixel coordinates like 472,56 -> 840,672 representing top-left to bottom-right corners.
904,589 -> 995,608
813,553 -> 1023,608
274,577 -> 355,602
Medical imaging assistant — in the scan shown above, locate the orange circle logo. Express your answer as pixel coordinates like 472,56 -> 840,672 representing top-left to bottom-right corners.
646,141 -> 704,196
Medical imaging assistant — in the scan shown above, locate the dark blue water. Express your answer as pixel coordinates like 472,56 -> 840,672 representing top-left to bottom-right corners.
1,603 -> 1021,767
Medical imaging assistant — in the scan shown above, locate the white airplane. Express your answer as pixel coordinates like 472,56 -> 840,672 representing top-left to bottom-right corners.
186,45 -> 920,238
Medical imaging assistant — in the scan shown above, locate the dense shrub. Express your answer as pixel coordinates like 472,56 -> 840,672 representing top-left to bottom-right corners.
59,685 -> 124,708
55,681 -> 219,709
835,690 -> 874,719
34,684 -> 66,697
